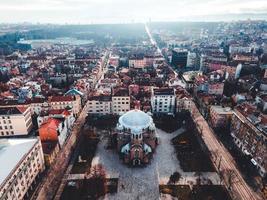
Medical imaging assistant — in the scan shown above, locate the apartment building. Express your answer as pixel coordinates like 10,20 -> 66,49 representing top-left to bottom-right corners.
209,106 -> 233,128
151,88 -> 176,115
176,87 -> 193,112
39,115 -> 73,147
87,95 -> 112,115
231,103 -> 267,177
0,138 -> 45,200
0,106 -> 33,137
112,89 -> 130,115
129,57 -> 146,68
49,95 -> 82,117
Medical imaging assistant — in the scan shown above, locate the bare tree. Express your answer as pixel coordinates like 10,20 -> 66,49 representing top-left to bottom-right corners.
84,164 -> 107,198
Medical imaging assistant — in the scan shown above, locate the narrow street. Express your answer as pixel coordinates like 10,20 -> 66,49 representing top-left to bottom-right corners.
35,101 -> 91,200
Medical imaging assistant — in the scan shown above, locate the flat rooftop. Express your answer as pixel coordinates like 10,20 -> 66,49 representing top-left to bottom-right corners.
210,106 -> 233,114
0,138 -> 38,188
154,88 -> 174,96
0,107 -> 24,115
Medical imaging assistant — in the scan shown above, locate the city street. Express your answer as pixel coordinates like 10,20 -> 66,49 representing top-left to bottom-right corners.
191,102 -> 262,200
34,52 -> 110,200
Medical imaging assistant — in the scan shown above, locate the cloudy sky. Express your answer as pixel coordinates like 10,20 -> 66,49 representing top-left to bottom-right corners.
0,0 -> 266,24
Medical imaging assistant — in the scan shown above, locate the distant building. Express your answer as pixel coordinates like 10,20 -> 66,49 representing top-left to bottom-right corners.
129,56 -> 145,68
171,49 -> 188,69
187,51 -> 200,68
109,56 -> 120,67
0,106 -> 33,137
200,53 -> 227,72
151,88 -> 176,115
229,45 -> 252,55
115,109 -> 157,165
0,138 -> 45,200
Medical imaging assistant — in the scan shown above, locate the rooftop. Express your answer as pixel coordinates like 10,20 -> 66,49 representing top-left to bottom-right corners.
153,88 -> 175,96
119,109 -> 153,130
0,106 -> 27,115
210,105 -> 233,114
49,96 -> 75,102
0,138 -> 38,188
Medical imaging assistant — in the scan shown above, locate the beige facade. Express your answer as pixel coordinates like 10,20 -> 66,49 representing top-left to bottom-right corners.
0,107 -> 32,137
129,58 -> 146,68
112,96 -> 130,115
0,138 -> 45,200
176,98 -> 193,112
49,95 -> 82,116
209,106 -> 232,128
87,97 -> 112,115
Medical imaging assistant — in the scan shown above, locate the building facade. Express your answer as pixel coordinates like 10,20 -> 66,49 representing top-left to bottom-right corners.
171,49 -> 188,69
209,106 -> 233,128
87,95 -> 112,115
0,106 -> 33,137
0,138 -> 45,200
230,103 -> 267,177
151,88 -> 176,115
49,95 -> 82,117
112,96 -> 130,115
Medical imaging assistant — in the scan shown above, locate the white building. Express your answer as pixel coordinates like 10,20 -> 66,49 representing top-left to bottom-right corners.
151,88 -> 176,115
0,106 -> 33,137
187,51 -> 199,68
0,138 -> 45,200
87,95 -> 112,115
229,45 -> 252,54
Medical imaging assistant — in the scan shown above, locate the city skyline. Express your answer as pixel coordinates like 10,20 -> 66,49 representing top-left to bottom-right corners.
0,0 -> 267,24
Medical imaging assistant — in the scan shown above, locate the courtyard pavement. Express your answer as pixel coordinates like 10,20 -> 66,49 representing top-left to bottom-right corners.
92,128 -> 220,200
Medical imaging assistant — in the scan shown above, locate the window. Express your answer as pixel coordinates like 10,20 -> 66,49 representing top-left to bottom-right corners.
10,126 -> 13,129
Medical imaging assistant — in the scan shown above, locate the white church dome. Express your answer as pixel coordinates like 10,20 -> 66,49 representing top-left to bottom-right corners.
119,109 -> 152,130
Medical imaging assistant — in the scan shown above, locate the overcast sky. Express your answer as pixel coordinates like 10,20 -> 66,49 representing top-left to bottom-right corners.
0,0 -> 267,24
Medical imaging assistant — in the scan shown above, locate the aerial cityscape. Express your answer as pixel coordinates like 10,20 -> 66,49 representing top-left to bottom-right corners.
0,1 -> 267,200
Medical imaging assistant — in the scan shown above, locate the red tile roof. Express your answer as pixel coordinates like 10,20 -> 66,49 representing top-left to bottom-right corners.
50,96 -> 74,102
